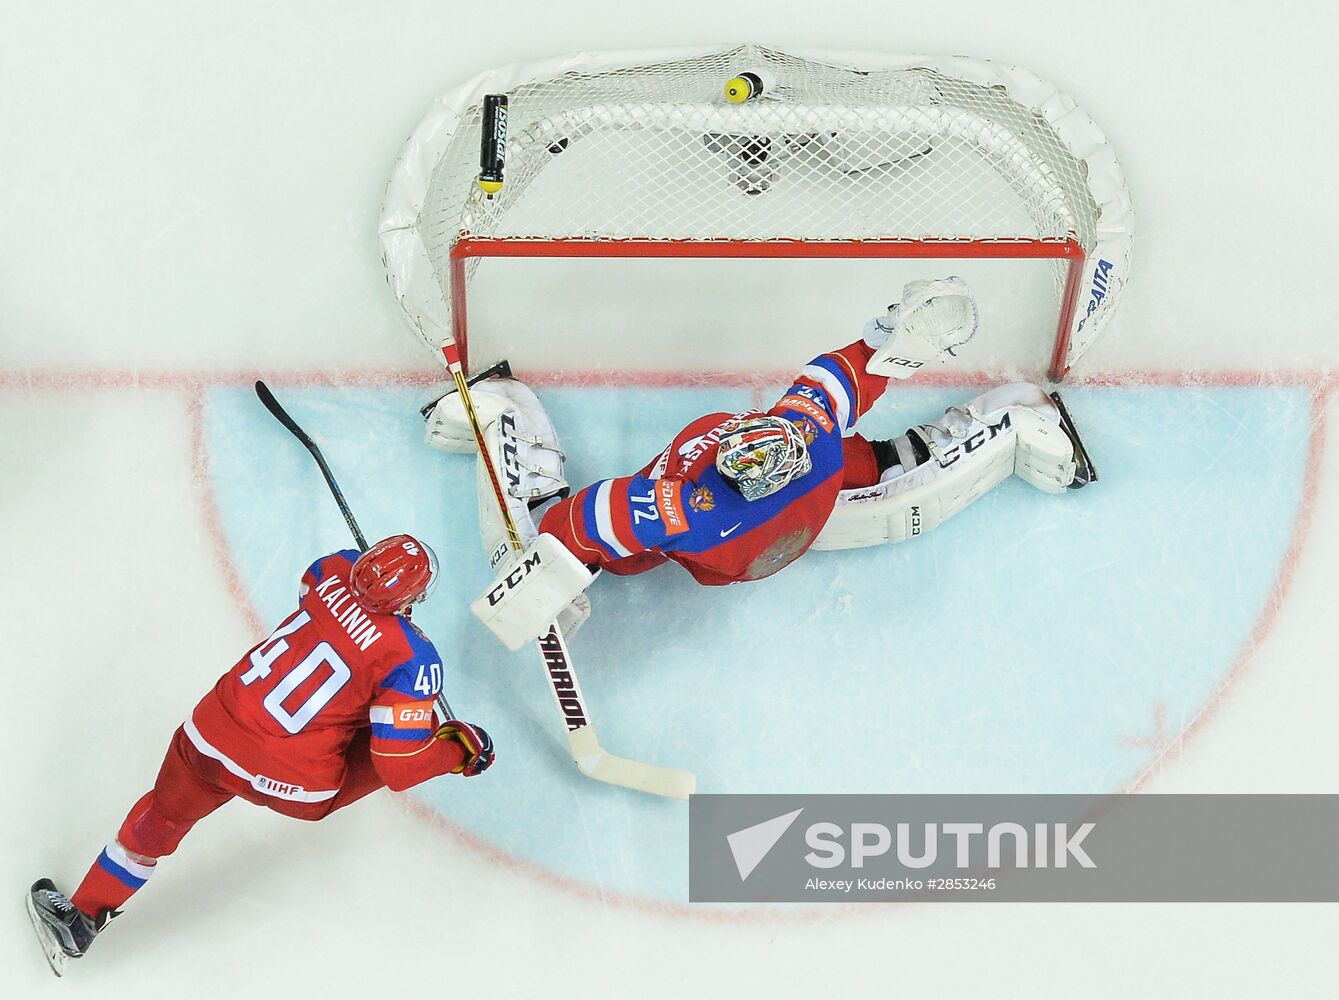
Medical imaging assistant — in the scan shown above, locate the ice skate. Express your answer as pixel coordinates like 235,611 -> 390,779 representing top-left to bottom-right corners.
1049,391 -> 1099,488
26,878 -> 113,977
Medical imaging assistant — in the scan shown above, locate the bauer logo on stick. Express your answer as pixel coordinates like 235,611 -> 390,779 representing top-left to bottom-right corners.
477,94 -> 508,197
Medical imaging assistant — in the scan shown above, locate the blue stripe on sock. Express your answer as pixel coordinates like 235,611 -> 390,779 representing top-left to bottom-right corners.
97,849 -> 149,889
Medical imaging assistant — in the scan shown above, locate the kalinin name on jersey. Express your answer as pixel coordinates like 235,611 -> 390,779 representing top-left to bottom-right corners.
312,574 -> 383,651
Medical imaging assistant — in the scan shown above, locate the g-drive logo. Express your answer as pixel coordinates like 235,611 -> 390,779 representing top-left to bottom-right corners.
727,807 -> 1095,882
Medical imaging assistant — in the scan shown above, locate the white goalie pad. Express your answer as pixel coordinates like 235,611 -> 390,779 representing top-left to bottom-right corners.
1012,407 -> 1079,494
812,383 -> 1076,550
470,534 -> 596,651
425,380 -> 515,453
865,277 -> 980,380
425,378 -> 566,566
425,379 -> 568,484
465,380 -> 569,571
477,414 -> 542,572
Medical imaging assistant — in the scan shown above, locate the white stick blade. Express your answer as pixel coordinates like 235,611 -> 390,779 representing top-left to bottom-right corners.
568,726 -> 696,800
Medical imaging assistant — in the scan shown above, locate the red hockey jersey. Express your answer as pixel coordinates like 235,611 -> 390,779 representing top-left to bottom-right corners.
540,339 -> 890,586
187,550 -> 462,803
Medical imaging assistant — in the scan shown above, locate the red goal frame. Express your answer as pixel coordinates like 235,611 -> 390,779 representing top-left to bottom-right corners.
449,236 -> 1086,383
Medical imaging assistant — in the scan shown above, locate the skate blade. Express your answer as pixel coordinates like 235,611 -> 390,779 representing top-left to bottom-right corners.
418,358 -> 514,417
1049,391 -> 1098,488
25,891 -> 68,978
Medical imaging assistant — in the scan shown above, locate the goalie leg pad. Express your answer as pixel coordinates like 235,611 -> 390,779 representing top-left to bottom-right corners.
425,379 -> 515,453
478,415 -> 539,571
470,379 -> 567,502
812,427 -> 1015,549
470,534 -> 596,652
812,383 -> 1077,550
450,380 -> 567,568
427,378 -> 568,496
1012,406 -> 1077,494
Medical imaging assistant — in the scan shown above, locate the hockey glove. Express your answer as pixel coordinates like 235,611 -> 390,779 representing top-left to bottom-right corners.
864,276 -> 979,379
435,720 -> 495,776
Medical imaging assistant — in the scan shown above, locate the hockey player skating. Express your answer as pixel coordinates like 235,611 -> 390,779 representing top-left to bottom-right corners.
425,278 -> 1095,650
26,536 -> 494,976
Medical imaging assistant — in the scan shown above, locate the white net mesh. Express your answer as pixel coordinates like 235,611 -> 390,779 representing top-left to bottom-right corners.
391,45 -> 1131,378
421,48 -> 1097,249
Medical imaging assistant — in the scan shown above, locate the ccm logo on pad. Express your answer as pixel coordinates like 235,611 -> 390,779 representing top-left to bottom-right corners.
485,548 -> 545,606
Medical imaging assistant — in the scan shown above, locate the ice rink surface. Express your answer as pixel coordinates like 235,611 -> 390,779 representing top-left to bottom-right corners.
3,3 -> 1338,998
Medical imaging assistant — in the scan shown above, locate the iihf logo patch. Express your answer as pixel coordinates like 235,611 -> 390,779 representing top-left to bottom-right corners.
689,486 -> 715,512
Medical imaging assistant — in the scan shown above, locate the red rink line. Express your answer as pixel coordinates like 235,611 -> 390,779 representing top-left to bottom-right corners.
0,364 -> 1333,392
1125,377 -> 1333,790
394,795 -> 824,925
185,385 -> 267,641
7,362 -> 1334,921
0,367 -> 445,391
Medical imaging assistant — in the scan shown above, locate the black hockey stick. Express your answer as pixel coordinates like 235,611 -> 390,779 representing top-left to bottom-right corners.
254,380 -> 454,720
255,381 -> 368,550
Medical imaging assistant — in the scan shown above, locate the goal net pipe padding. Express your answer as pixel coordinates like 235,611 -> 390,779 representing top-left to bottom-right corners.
380,44 -> 1133,382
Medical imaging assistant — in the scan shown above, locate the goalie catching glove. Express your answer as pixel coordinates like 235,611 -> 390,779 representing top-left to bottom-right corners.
435,719 -> 495,776
864,276 -> 979,379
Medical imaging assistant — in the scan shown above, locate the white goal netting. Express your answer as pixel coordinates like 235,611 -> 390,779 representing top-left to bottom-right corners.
381,44 -> 1133,380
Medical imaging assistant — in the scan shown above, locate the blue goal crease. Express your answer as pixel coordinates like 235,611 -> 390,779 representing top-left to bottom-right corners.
201,383 -> 1311,904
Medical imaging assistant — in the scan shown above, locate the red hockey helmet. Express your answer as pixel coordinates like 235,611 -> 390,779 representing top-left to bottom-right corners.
350,535 -> 439,615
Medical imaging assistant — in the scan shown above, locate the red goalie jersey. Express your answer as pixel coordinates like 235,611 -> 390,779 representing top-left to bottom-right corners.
539,339 -> 891,586
187,550 -> 464,803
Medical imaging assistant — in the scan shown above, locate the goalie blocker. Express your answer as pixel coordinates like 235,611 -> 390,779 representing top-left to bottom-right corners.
469,534 -> 595,651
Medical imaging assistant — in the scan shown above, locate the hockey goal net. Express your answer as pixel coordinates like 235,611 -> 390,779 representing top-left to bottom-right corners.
381,45 -> 1132,382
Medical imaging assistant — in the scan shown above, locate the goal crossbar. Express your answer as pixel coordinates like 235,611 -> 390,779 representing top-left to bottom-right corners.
449,236 -> 1086,381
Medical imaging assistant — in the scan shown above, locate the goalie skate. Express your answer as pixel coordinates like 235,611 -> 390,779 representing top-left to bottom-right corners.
418,358 -> 513,420
1049,391 -> 1098,489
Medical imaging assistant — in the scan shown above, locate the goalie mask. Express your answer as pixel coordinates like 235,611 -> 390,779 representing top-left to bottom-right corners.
715,416 -> 813,502
350,535 -> 439,615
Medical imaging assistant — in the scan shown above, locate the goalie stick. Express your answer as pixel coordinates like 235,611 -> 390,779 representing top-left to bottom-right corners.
253,380 -> 457,722
435,342 -> 697,799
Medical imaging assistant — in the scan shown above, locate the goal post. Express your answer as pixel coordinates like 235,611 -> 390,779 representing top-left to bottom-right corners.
381,44 -> 1133,382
